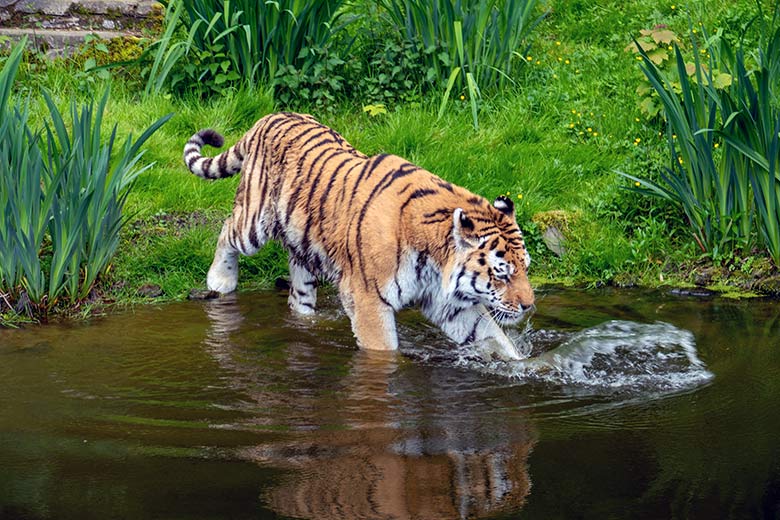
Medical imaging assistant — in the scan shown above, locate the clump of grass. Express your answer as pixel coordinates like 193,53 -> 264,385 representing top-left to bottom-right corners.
378,0 -> 545,128
620,20 -> 780,264
379,0 -> 544,90
0,38 -> 171,318
144,0 -> 351,96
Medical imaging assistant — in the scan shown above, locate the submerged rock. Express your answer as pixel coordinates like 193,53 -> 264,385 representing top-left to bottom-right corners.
669,287 -> 716,298
187,289 -> 221,300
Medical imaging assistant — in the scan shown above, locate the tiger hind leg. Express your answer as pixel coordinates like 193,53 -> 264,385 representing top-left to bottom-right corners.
287,258 -> 318,315
207,216 -> 266,294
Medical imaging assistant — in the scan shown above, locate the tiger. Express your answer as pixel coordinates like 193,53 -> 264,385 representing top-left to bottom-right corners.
183,112 -> 535,359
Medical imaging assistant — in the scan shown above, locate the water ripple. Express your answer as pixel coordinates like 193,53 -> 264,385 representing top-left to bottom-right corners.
405,320 -> 714,397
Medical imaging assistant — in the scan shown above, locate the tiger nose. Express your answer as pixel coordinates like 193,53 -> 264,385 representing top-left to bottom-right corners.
520,303 -> 535,312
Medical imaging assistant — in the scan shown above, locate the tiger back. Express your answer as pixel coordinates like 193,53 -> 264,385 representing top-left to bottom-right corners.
183,112 -> 534,359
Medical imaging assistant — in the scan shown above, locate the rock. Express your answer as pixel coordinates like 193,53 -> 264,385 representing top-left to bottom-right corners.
694,268 -> 713,287
0,27 -> 127,57
187,289 -> 221,300
669,287 -> 716,298
542,225 -> 566,257
80,0 -> 159,16
0,0 -> 161,56
13,290 -> 31,315
136,283 -> 163,298
532,209 -> 577,257
611,272 -> 638,288
16,0 -> 72,16
754,275 -> 780,297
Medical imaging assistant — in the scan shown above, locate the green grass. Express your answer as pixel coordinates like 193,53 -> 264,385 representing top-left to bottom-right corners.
102,84 -> 673,296
3,0 -> 776,316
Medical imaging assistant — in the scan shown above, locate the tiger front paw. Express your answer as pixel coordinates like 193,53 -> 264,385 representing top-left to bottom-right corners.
207,259 -> 238,294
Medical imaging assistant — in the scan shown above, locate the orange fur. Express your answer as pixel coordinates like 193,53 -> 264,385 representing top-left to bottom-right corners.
184,112 -> 535,358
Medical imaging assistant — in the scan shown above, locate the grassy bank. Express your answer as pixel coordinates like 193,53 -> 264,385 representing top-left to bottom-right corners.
2,0 -> 779,324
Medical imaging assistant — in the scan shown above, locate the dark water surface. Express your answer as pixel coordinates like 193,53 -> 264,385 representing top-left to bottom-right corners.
0,287 -> 778,519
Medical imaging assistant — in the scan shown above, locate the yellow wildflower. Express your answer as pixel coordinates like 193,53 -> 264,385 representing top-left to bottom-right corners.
635,181 -> 641,187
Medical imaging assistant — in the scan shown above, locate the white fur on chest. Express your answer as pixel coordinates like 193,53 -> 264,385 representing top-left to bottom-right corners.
383,250 -> 456,314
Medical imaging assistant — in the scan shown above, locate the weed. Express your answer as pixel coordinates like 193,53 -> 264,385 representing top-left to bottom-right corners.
0,38 -> 171,317
620,19 -> 780,263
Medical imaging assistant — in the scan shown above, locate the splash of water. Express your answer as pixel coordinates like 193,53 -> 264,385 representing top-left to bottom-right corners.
450,320 -> 714,394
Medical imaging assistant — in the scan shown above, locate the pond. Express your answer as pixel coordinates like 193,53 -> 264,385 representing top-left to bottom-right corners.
0,287 -> 778,519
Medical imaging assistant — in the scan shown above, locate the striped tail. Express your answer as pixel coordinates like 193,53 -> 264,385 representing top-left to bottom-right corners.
183,129 -> 245,180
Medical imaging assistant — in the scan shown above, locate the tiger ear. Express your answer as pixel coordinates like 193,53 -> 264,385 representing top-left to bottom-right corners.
493,195 -> 515,218
453,208 -> 476,250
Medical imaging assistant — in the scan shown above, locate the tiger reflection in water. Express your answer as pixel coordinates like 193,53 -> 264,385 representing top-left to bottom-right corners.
202,297 -> 536,520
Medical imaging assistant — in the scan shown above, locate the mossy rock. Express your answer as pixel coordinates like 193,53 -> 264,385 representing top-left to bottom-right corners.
531,209 -> 578,233
753,275 -> 780,297
531,210 -> 579,257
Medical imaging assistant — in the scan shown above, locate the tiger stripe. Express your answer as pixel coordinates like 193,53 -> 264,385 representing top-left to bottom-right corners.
183,112 -> 534,358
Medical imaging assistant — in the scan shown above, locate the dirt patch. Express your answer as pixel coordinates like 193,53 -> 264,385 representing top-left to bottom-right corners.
125,211 -> 220,239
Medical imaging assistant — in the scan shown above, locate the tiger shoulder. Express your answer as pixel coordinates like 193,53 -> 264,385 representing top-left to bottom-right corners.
183,112 -> 534,359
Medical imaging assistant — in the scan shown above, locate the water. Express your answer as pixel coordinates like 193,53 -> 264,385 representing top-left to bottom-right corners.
0,286 -> 778,519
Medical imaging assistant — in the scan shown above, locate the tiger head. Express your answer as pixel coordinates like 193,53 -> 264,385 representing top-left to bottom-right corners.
449,195 -> 535,324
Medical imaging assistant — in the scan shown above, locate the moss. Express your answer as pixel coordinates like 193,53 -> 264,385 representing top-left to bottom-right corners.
751,275 -> 780,297
72,35 -> 144,65
611,272 -> 639,288
531,209 -> 578,233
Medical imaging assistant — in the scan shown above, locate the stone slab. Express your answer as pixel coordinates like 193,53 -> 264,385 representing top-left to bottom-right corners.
0,0 -> 157,17
0,26 -> 128,56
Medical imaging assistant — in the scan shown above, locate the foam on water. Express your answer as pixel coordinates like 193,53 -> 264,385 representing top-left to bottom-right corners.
408,320 -> 715,395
